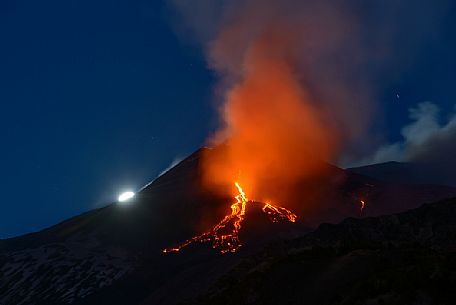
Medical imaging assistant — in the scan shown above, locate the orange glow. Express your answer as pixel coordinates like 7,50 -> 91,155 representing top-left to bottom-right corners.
164,10 -> 359,254
163,182 -> 297,254
360,199 -> 366,214
262,203 -> 297,223
201,28 -> 338,208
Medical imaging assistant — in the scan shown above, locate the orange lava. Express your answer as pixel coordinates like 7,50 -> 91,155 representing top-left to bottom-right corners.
359,199 -> 366,214
163,182 -> 297,254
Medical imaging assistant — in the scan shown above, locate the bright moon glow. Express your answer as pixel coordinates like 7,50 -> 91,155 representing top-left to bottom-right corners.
118,191 -> 135,202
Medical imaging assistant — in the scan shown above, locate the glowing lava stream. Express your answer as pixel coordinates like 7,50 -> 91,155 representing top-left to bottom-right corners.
163,182 -> 297,254
360,200 -> 366,214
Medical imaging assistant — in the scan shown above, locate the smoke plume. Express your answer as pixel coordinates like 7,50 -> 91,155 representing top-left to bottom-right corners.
353,102 -> 456,186
168,0 -> 451,202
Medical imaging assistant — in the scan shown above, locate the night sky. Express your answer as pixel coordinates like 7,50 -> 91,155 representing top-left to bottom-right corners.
1,0 -> 455,238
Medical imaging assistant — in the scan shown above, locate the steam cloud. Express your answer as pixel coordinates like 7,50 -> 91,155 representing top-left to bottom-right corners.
354,102 -> 456,186
168,0 -> 451,201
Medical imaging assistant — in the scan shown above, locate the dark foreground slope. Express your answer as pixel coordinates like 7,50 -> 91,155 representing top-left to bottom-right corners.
1,148 -> 456,305
190,197 -> 456,305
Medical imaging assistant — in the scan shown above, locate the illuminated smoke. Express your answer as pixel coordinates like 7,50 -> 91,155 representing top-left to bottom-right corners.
170,0 -> 451,181
196,1 -> 360,203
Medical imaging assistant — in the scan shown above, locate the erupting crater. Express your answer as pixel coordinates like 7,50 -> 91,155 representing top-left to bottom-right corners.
163,182 -> 297,254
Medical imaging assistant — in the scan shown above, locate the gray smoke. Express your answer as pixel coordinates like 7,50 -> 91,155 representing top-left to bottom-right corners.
168,0 -> 451,159
354,102 -> 456,163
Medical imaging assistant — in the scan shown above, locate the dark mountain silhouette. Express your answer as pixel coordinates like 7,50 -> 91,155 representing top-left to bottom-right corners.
189,197 -> 456,305
348,161 -> 456,188
1,148 -> 455,305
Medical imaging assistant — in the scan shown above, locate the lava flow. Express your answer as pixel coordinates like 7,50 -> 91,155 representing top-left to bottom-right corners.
163,182 -> 297,254
359,199 -> 366,215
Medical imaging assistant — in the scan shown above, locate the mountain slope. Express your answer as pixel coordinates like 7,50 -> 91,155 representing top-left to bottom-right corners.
190,197 -> 456,305
1,148 -> 456,305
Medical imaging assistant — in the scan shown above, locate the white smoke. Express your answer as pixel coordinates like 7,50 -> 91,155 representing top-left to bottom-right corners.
168,0 -> 452,161
353,102 -> 456,166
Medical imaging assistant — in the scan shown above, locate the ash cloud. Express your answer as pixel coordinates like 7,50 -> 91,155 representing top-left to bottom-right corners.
167,0 -> 453,199
171,0 -> 377,144
168,0 -> 451,159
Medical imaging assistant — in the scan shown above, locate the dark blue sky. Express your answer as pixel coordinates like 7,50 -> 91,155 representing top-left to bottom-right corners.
0,0 -> 216,238
1,0 -> 455,238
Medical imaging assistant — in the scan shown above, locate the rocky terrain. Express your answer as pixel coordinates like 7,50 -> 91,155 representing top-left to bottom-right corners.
0,239 -> 132,305
191,197 -> 456,305
1,148 -> 455,305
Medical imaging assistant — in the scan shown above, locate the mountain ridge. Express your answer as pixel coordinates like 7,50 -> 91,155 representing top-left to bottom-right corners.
1,148 -> 456,304
348,161 -> 456,188
188,197 -> 456,305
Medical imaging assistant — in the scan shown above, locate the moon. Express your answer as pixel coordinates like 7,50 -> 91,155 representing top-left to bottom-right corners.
118,191 -> 135,203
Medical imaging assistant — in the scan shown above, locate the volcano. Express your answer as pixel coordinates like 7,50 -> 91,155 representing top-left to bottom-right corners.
163,182 -> 297,254
1,147 -> 456,305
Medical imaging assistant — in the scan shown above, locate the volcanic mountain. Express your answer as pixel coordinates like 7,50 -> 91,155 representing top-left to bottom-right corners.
348,161 -> 456,188
1,147 -> 455,305
187,197 -> 456,305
